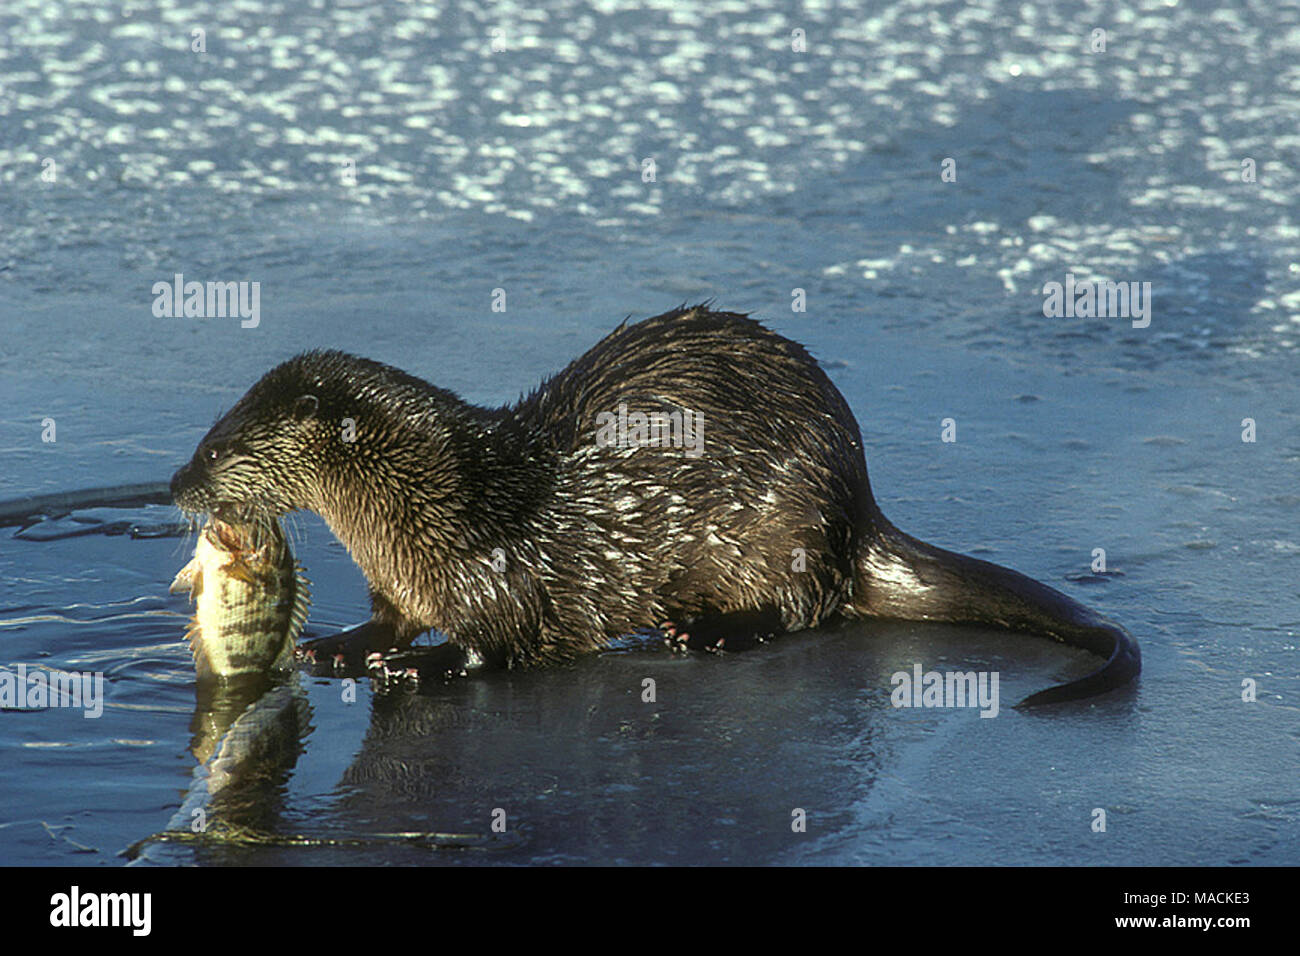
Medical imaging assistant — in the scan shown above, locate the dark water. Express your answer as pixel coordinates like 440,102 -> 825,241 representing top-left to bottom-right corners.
1,0 -> 1297,865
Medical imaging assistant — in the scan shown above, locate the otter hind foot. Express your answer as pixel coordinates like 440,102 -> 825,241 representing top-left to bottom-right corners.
661,609 -> 783,654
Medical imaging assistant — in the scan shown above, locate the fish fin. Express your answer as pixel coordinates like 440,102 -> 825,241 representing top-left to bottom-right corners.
184,622 -> 204,658
169,558 -> 202,596
186,623 -> 217,681
222,557 -> 260,586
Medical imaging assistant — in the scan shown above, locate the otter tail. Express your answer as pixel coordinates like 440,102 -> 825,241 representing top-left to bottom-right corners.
852,522 -> 1140,708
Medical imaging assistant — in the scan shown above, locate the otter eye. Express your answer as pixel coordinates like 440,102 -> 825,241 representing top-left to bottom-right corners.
293,394 -> 319,422
204,444 -> 223,463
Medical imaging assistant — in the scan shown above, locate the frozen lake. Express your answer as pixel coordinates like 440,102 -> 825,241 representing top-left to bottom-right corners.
0,0 -> 1296,865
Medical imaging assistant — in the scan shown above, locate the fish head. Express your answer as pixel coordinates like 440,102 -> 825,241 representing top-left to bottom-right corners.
168,519 -> 268,596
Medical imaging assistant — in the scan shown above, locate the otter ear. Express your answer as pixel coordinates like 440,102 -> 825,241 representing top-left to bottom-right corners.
292,394 -> 319,422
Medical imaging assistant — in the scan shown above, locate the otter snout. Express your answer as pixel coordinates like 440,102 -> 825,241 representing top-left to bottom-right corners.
170,459 -> 205,512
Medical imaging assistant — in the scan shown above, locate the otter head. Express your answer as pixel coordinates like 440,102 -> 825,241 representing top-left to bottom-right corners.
171,352 -> 350,522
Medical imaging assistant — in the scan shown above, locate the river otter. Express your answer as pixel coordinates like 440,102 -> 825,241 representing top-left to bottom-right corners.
171,305 -> 1139,706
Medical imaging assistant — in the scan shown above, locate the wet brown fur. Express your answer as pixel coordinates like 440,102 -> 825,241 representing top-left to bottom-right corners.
172,305 -> 1139,704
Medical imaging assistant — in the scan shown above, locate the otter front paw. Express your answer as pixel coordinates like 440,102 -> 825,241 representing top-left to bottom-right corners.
296,620 -> 400,677
364,643 -> 484,691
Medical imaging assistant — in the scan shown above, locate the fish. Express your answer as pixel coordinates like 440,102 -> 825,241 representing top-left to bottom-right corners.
125,673 -> 524,860
124,673 -> 314,861
169,517 -> 309,679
